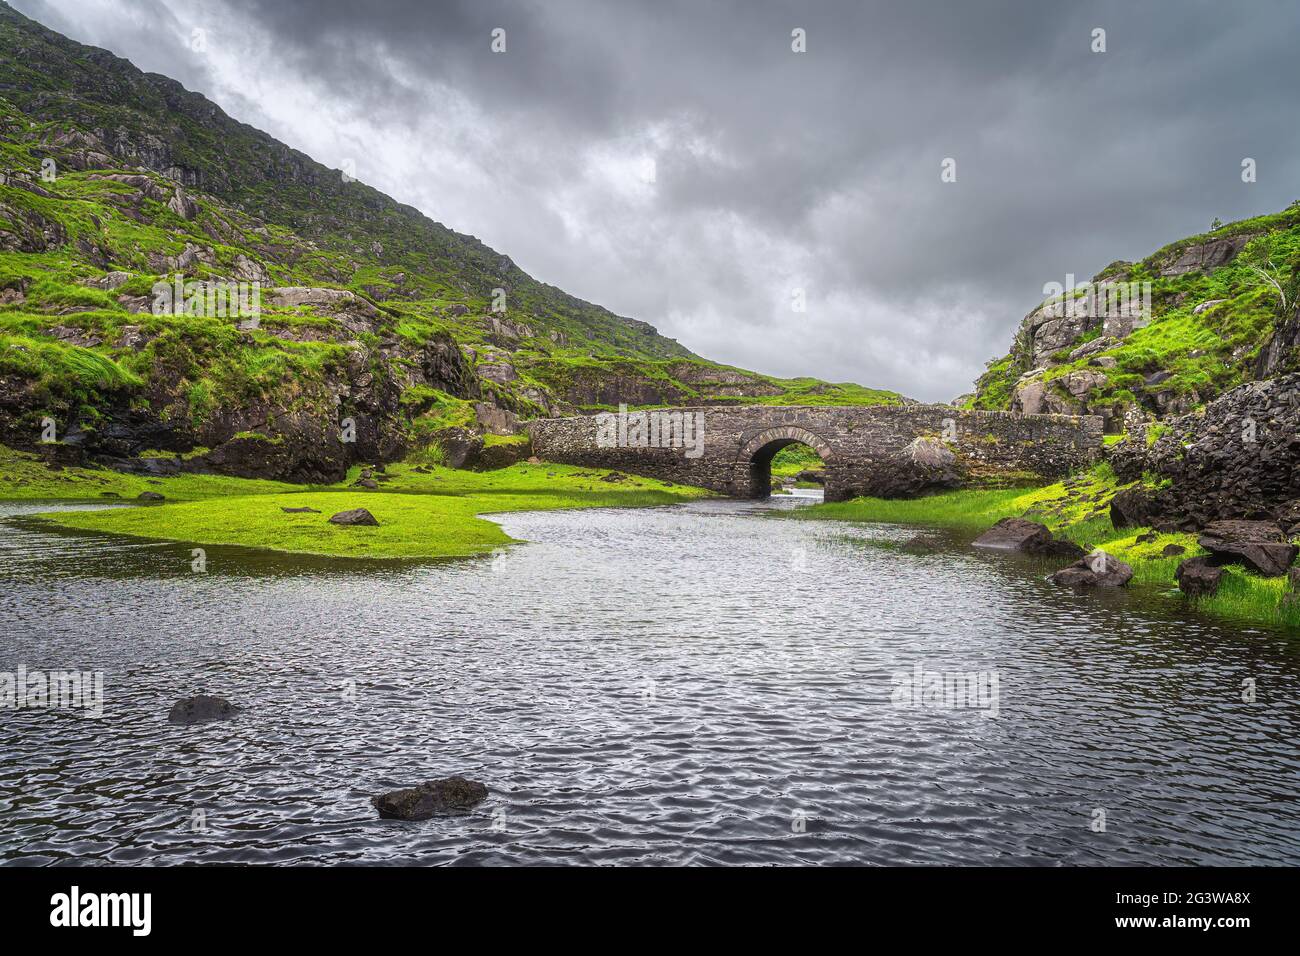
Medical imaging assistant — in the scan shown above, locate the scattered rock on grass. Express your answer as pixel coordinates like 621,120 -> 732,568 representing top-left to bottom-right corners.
371,777 -> 488,820
281,506 -> 321,513
1175,556 -> 1224,597
329,508 -> 378,526
137,491 -> 165,502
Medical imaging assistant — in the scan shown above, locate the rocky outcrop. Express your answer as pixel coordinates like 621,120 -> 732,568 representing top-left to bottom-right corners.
1157,234 -> 1253,277
860,436 -> 965,498
1109,486 -> 1158,529
371,777 -> 488,820
430,427 -> 483,469
1050,551 -> 1133,588
1110,373 -> 1300,529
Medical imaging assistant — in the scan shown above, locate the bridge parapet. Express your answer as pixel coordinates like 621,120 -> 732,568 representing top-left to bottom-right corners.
528,404 -> 1104,501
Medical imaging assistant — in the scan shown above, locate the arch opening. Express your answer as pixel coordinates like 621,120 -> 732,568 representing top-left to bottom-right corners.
737,426 -> 833,499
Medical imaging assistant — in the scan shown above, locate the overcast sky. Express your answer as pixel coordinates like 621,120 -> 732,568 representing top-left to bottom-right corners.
15,0 -> 1300,400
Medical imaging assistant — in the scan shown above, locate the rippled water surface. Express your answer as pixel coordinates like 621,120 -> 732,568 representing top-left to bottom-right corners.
1,493 -> 1298,865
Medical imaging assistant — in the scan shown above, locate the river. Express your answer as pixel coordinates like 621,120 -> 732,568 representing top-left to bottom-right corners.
1,492 -> 1297,865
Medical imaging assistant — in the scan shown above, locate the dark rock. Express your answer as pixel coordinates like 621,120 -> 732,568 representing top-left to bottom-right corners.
371,776 -> 488,820
859,436 -> 964,498
1175,556 -> 1224,597
281,506 -> 321,513
38,442 -> 84,467
1161,543 -> 1186,557
168,694 -> 238,725
136,491 -> 165,502
1050,551 -> 1134,588
1111,374 -> 1300,529
1277,499 -> 1300,538
599,471 -> 631,483
972,517 -> 1053,553
432,426 -> 483,469
1197,519 -> 1297,576
1135,531 -> 1159,544
477,439 -> 530,471
353,478 -> 378,489
1110,487 -> 1157,529
328,508 -> 378,526
795,469 -> 826,485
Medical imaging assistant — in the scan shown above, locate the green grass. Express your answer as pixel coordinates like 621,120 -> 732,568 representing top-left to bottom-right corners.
795,463 -> 1300,631
20,452 -> 709,559
771,443 -> 824,479
0,444 -> 300,500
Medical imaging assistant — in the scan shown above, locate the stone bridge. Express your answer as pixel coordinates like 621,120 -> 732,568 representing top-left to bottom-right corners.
528,404 -> 1104,501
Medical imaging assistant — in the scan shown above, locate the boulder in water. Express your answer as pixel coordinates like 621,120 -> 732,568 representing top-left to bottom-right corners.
372,777 -> 488,820
168,695 -> 238,725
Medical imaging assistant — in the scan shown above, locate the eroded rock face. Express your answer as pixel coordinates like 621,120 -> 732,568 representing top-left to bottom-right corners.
371,777 -> 488,820
168,695 -> 238,725
1157,235 -> 1253,277
1050,551 -> 1133,588
1110,373 -> 1300,529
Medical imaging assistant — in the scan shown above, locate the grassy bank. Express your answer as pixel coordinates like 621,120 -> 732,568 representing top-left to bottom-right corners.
1,446 -> 709,559
797,465 -> 1300,631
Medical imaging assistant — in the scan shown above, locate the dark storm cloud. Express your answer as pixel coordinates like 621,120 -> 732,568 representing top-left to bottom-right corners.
17,0 -> 1300,399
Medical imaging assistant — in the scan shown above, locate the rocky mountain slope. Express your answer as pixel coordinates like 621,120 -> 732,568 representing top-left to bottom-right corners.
0,3 -> 903,481
965,202 -> 1300,430
966,198 -> 1300,529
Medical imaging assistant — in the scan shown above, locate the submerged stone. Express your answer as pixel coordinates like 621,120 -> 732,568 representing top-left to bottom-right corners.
168,694 -> 238,725
372,777 -> 488,820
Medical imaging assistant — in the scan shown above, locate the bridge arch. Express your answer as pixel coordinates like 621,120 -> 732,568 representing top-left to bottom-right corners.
736,425 -> 834,498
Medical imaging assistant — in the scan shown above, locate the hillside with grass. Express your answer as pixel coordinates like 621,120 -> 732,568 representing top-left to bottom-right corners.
964,202 -> 1300,430
0,1 -> 905,483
